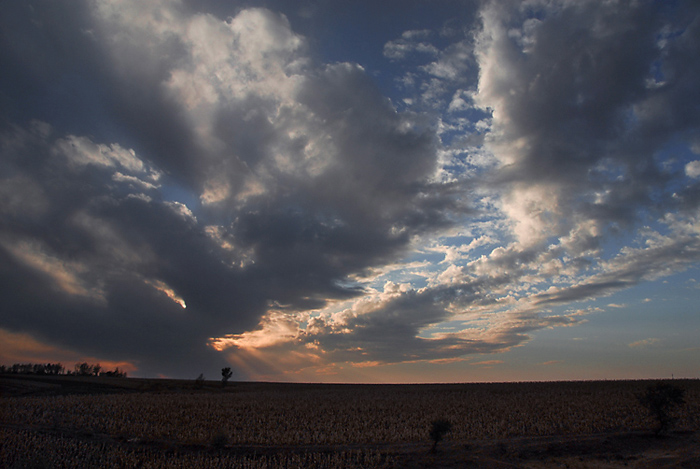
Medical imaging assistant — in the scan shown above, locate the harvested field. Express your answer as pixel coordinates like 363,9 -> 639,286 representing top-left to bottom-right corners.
1,376 -> 699,467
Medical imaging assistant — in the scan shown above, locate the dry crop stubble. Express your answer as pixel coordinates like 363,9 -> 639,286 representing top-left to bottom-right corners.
2,380 -> 699,467
4,381 -> 699,444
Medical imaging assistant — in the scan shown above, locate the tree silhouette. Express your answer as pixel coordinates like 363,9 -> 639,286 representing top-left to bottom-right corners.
75,362 -> 92,376
195,373 -> 205,389
429,419 -> 452,453
221,367 -> 233,387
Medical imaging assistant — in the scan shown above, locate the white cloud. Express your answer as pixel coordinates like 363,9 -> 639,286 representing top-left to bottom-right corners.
54,135 -> 145,173
685,160 -> 700,178
500,184 -> 561,247
165,201 -> 196,222
146,279 -> 186,309
112,172 -> 158,191
383,29 -> 437,60
448,89 -> 475,112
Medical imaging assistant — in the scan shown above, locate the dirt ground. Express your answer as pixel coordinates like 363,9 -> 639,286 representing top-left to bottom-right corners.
388,430 -> 700,468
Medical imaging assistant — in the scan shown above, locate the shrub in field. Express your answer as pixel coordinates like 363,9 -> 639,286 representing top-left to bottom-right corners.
195,373 -> 205,389
221,367 -> 233,387
636,382 -> 686,436
429,419 -> 452,453
211,432 -> 229,449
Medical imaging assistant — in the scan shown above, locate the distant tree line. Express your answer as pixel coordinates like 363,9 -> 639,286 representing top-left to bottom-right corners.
0,363 -> 65,375
0,362 -> 126,378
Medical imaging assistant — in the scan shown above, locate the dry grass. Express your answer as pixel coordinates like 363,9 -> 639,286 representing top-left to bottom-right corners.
1,379 -> 698,468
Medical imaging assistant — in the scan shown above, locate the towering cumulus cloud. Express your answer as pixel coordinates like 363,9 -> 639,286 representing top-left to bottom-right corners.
1,0 -> 699,381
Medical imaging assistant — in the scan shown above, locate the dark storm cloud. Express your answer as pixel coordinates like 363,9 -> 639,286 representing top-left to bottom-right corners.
0,121 -> 263,377
0,1 -> 463,377
0,0 -> 200,183
0,2 -> 99,129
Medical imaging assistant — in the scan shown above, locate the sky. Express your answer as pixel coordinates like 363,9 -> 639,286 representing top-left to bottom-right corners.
1,0 -> 699,382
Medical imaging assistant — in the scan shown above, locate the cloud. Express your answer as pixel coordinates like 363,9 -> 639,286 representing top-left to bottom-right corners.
1,0 -> 699,381
540,360 -> 563,366
383,29 -> 438,60
0,236 -> 102,301
0,1 -> 464,378
629,338 -> 661,348
686,161 -> 700,178
218,279 -> 587,369
54,135 -> 147,173
469,1 -> 700,251
472,360 -> 503,366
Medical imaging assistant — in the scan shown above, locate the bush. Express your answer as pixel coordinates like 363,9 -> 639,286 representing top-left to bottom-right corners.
429,419 -> 452,453
211,432 -> 228,450
636,382 -> 685,436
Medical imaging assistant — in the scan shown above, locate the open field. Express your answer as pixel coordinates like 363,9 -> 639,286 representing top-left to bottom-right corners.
1,375 -> 699,467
